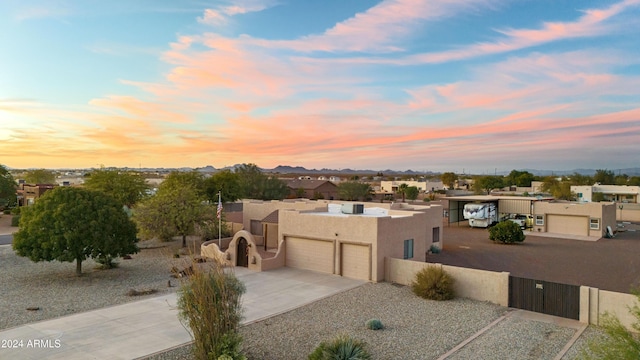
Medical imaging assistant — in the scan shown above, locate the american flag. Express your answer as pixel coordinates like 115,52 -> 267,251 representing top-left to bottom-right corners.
216,201 -> 222,219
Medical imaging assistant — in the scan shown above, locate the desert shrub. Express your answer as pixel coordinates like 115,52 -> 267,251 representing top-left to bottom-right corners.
178,263 -> 246,360
2,209 -> 10,215
411,266 -> 455,301
95,255 -> 119,269
10,214 -> 20,227
429,244 -> 441,254
365,318 -> 384,330
11,207 -> 21,215
308,335 -> 371,360
581,289 -> 640,359
489,220 -> 526,244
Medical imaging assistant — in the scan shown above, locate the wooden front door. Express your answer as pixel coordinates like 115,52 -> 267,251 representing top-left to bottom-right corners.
237,238 -> 249,267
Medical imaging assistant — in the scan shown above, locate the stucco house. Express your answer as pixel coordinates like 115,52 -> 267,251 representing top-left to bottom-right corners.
571,184 -> 640,222
201,199 -> 443,281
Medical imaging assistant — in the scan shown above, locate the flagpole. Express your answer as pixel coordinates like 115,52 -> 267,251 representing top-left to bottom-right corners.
218,190 -> 222,248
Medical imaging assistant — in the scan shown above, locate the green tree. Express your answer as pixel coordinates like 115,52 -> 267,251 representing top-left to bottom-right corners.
474,176 -> 505,195
582,289 -> 640,359
594,169 -> 615,185
441,172 -> 457,190
568,172 -> 593,186
235,164 -> 288,200
12,187 -> 138,275
541,176 -> 574,200
203,170 -> 243,204
406,186 -> 419,201
506,170 -> 536,187
0,165 -> 17,209
615,174 -> 629,186
337,181 -> 372,201
84,168 -> 149,207
160,171 -> 206,197
24,169 -> 56,184
135,186 -> 208,247
489,221 -> 526,244
629,176 -> 640,186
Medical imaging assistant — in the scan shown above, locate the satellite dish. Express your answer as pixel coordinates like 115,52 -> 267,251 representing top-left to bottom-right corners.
606,226 -> 614,238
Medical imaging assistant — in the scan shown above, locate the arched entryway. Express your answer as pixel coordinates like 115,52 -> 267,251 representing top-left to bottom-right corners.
237,237 -> 249,267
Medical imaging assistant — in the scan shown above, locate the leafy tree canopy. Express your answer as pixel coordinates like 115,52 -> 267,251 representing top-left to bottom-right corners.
441,172 -> 457,189
405,186 -> 419,201
0,164 -> 17,208
23,169 -> 56,184
84,168 -> 149,207
159,171 -> 206,197
506,170 -> 536,187
473,176 -> 505,195
540,176 -> 575,200
235,163 -> 288,200
204,170 -> 243,204
337,181 -> 371,201
135,177 -> 209,247
593,169 -> 615,185
12,187 -> 138,275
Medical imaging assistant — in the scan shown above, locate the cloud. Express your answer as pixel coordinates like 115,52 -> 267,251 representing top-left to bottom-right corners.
198,0 -> 278,25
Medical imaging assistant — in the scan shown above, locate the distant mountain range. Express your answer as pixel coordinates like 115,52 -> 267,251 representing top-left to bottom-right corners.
192,165 -> 640,177
10,164 -> 640,177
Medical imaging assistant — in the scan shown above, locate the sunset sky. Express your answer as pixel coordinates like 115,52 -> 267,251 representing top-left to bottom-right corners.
1,0 -> 639,173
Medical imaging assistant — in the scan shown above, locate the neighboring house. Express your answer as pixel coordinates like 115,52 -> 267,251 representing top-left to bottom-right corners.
286,179 -> 339,200
380,180 -> 444,193
571,184 -> 640,222
446,195 -> 616,239
532,201 -> 616,239
201,199 -> 443,282
17,183 -> 56,206
572,185 -> 639,204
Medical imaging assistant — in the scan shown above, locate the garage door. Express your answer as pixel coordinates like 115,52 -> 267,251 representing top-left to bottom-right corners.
341,243 -> 370,281
546,215 -> 589,236
285,237 -> 334,274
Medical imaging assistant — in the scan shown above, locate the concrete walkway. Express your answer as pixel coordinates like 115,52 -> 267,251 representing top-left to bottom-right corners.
0,267 -> 365,360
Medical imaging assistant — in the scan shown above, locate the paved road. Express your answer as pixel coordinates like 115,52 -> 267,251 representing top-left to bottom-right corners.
0,234 -> 11,246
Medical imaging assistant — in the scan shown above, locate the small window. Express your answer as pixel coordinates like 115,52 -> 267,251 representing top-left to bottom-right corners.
535,215 -> 544,226
432,227 -> 440,243
577,193 -> 582,198
403,239 -> 414,259
590,218 -> 600,230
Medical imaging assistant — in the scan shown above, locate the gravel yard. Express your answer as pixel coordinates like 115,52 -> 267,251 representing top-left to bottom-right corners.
0,239 -> 199,331
145,283 -> 597,360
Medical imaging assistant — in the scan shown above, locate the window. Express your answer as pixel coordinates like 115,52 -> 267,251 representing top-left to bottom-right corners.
432,227 -> 440,243
535,215 -> 544,226
590,218 -> 600,230
577,193 -> 582,198
403,239 -> 414,259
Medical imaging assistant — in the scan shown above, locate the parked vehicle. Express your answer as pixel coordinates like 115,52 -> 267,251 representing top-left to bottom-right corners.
463,203 -> 498,228
508,214 -> 532,229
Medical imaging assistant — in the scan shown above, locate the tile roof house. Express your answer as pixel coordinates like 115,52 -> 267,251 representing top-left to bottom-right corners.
285,179 -> 339,200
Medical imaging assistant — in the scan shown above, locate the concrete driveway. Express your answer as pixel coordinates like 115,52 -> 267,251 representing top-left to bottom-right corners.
0,267 -> 365,360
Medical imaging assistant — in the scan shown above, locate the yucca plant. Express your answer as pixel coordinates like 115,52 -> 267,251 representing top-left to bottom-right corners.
309,335 -> 371,360
365,318 -> 384,330
411,266 -> 455,301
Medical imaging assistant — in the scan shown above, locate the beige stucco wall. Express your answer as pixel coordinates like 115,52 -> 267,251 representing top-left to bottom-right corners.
617,203 -> 640,222
384,258 -> 509,306
533,201 -> 616,238
592,289 -> 639,330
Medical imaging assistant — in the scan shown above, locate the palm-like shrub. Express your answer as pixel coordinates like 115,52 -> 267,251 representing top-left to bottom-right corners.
411,266 -> 455,301
489,220 -> 525,244
308,335 -> 371,360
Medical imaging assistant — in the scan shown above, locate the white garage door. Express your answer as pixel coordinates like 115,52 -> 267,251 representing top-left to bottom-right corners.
286,237 -> 334,274
547,215 -> 589,236
341,243 -> 370,281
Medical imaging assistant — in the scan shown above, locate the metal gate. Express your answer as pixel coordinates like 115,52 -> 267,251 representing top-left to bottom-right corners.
508,276 -> 580,320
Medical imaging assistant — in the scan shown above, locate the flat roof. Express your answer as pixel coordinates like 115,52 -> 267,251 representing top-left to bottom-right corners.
445,195 -> 553,201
